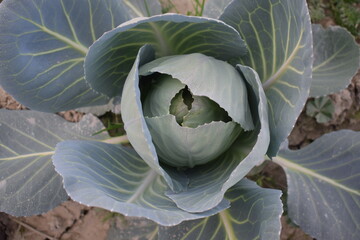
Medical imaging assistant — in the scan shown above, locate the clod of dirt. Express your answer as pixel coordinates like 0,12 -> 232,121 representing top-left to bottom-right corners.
0,87 -> 26,110
0,86 -> 84,122
280,217 -> 313,240
58,110 -> 84,123
2,201 -> 112,240
60,208 -> 111,240
0,213 -> 18,239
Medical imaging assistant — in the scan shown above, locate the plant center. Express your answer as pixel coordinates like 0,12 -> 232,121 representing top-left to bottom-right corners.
170,86 -> 231,128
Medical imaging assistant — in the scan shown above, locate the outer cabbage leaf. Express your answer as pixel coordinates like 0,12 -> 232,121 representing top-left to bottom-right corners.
274,130 -> 360,240
159,179 -> 282,240
0,0 -> 160,112
53,140 -> 229,226
203,0 -> 233,19
0,110 -> 109,216
310,24 -> 360,97
107,218 -> 159,240
219,0 -> 313,156
120,45 -> 190,192
166,65 -> 270,213
84,14 -> 247,98
120,0 -> 161,18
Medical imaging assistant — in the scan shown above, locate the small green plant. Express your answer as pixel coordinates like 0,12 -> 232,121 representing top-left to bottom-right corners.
189,0 -> 206,16
160,0 -> 179,13
308,0 -> 326,22
306,96 -> 335,123
92,122 -> 123,136
93,113 -> 125,136
330,0 -> 360,37
101,211 -> 124,223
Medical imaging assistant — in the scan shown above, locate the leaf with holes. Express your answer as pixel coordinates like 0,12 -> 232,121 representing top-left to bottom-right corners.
0,110 -> 109,216
274,130 -> 360,240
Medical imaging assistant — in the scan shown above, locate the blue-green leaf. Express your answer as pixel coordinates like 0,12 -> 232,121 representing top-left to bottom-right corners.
274,130 -> 360,240
121,45 -> 189,192
159,179 -> 282,240
53,140 -> 229,226
306,96 -> 335,123
107,218 -> 159,240
166,65 -> 270,213
220,0 -> 313,156
310,24 -> 360,97
85,14 -> 247,98
203,0 -> 233,19
0,110 -> 108,216
121,0 -> 161,18
0,0 -> 140,112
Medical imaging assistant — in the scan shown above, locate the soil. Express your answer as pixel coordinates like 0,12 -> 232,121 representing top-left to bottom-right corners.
0,1 -> 359,240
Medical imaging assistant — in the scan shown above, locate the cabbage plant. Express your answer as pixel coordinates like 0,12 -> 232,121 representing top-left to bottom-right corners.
0,0 -> 359,239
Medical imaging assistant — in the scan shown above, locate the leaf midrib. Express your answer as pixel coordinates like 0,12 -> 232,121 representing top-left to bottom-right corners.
15,14 -> 88,55
312,43 -> 348,72
126,169 -> 158,203
149,22 -> 173,57
0,151 -> 54,161
273,156 -> 360,196
0,136 -> 129,161
123,0 -> 145,17
262,29 -> 305,90
219,210 -> 236,240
